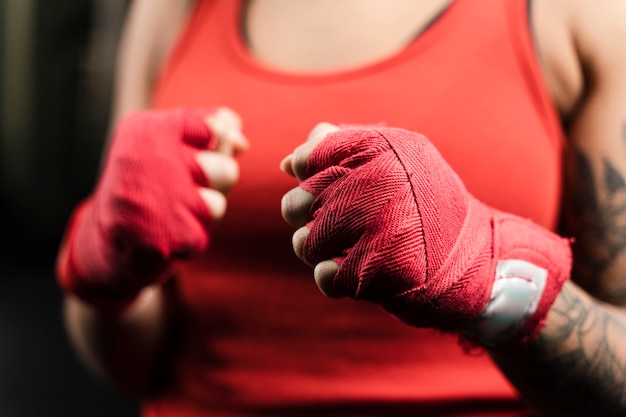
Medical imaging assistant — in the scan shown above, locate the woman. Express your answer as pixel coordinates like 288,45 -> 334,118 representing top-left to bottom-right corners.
58,0 -> 626,416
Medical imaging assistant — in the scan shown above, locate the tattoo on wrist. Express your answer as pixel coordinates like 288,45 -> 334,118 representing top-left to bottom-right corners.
493,284 -> 626,416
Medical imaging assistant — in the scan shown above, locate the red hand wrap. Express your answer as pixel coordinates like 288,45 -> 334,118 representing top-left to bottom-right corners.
300,127 -> 571,344
56,108 -> 215,310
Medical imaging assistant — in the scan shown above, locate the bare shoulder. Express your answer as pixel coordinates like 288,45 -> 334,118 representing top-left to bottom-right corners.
531,0 -> 626,121
111,0 -> 196,123
566,1 -> 626,63
530,0 -> 581,119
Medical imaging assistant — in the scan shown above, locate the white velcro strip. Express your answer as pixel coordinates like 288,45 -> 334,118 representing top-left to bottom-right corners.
464,259 -> 547,346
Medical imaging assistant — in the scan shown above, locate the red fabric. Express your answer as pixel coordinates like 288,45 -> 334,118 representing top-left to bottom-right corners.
301,127 -> 570,341
57,109 -> 215,309
133,0 -> 565,415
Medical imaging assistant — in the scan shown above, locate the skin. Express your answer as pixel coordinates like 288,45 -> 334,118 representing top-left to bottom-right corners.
65,0 -> 626,415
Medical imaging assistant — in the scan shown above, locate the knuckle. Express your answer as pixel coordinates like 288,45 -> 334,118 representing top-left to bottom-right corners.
280,190 -> 299,226
292,145 -> 311,180
281,188 -> 314,227
291,226 -> 309,260
216,106 -> 242,128
200,188 -> 227,220
197,152 -> 241,192
313,260 -> 341,298
216,155 -> 240,184
308,122 -> 336,143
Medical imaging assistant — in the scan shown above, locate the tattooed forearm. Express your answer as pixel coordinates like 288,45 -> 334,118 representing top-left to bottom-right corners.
565,135 -> 626,304
491,282 -> 626,417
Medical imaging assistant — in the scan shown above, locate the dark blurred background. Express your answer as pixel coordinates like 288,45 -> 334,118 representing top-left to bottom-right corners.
0,0 -> 138,415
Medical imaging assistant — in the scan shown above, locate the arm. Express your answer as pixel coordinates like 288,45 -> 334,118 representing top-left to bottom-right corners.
489,1 -> 626,415
64,285 -> 177,397
63,0 -> 195,396
491,282 -> 626,417
280,2 -> 626,412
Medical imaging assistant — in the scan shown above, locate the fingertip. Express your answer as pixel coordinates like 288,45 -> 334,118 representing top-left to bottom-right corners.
205,107 -> 241,129
284,123 -> 339,181
195,152 -> 240,193
314,260 -> 341,298
229,128 -> 251,155
198,188 -> 227,222
292,226 -> 310,261
291,146 -> 309,181
281,187 -> 316,228
205,107 -> 247,155
280,154 -> 295,176
307,122 -> 340,144
214,106 -> 242,128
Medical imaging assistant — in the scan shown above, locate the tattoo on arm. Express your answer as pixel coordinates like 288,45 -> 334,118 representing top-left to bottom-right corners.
491,283 -> 626,416
504,124 -> 626,415
565,123 -> 626,303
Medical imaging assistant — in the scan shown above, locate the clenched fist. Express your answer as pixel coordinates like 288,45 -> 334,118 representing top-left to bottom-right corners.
282,124 -> 570,346
57,107 -> 248,310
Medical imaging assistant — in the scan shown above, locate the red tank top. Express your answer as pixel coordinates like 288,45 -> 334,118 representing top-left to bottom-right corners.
146,0 -> 564,416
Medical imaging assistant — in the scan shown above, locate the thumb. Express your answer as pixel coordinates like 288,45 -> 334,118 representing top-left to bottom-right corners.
280,122 -> 339,180
206,107 -> 250,156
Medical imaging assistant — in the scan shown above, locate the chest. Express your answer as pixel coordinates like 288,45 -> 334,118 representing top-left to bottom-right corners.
243,0 -> 453,72
243,0 -> 581,117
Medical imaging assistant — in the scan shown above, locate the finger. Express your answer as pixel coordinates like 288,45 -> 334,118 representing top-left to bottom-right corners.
314,260 -> 342,298
196,151 -> 240,193
290,122 -> 339,181
214,126 -> 250,156
307,122 -> 340,143
279,153 -> 295,177
198,188 -> 227,222
206,107 -> 250,156
305,128 -> 394,177
292,226 -> 310,261
281,187 -> 316,228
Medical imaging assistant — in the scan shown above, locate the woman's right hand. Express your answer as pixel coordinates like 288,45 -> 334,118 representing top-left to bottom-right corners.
57,107 -> 248,310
